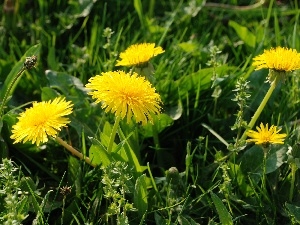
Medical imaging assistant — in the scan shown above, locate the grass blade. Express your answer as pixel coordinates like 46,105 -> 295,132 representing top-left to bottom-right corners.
211,192 -> 233,225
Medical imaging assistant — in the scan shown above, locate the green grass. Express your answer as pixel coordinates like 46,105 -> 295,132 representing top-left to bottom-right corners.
1,0 -> 300,224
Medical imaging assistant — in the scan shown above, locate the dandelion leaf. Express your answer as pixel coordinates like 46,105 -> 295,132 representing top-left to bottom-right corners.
229,20 -> 256,48
211,192 -> 233,225
134,174 -> 148,218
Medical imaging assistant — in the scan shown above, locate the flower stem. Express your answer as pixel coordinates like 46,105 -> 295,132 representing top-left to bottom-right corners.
152,119 -> 160,149
289,163 -> 297,202
0,67 -> 26,118
61,196 -> 66,225
262,151 -> 267,192
240,80 -> 277,141
55,137 -> 96,167
107,116 -> 121,154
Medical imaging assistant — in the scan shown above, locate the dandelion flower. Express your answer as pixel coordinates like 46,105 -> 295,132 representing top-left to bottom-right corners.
85,71 -> 162,125
116,43 -> 164,67
11,97 -> 73,146
246,123 -> 286,147
252,47 -> 300,72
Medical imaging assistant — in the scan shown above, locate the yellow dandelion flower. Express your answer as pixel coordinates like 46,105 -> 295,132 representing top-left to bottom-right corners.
116,43 -> 164,67
252,47 -> 300,72
85,70 -> 162,125
246,123 -> 286,147
11,97 -> 73,146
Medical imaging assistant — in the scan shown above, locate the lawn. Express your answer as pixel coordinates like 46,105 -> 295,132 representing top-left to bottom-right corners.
1,0 -> 300,224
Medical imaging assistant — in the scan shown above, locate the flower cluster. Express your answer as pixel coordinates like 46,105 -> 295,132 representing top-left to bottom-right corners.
86,42 -> 164,125
10,43 -> 164,147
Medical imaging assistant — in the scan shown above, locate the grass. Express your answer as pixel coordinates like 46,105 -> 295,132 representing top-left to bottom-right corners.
1,0 -> 300,224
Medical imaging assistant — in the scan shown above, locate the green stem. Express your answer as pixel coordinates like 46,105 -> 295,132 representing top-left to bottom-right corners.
241,80 -> 277,141
213,98 -> 217,118
55,137 -> 96,167
107,116 -> 121,154
289,163 -> 297,202
61,196 -> 66,225
0,67 -> 26,118
152,120 -> 160,149
147,162 -> 163,203
262,151 -> 267,192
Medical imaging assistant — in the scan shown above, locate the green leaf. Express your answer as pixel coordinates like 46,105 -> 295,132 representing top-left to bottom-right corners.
177,215 -> 199,225
47,47 -> 58,70
134,174 -> 148,218
72,0 -> 98,18
286,203 -> 300,223
228,162 -> 254,197
68,153 -> 82,194
211,192 -> 233,225
117,128 -> 146,174
0,141 -> 9,159
56,0 -> 97,31
89,137 -> 112,166
146,17 -> 165,34
154,212 -> 165,224
228,20 -> 256,48
45,70 -> 87,95
240,145 -> 287,177
133,0 -> 145,28
100,121 -> 113,148
178,215 -> 192,225
178,42 -> 199,55
117,143 -> 145,173
20,176 -> 37,193
176,66 -> 236,97
265,146 -> 287,173
166,101 -> 183,120
0,44 -> 41,102
41,87 -> 60,100
142,113 -> 174,138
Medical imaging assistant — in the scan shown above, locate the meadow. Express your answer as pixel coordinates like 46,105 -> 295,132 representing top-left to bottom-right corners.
0,0 -> 300,224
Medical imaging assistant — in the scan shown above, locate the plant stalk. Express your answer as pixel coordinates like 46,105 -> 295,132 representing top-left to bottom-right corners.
56,136 -> 96,167
0,67 -> 26,118
107,116 -> 121,154
289,163 -> 297,202
241,80 -> 277,141
262,150 -> 268,192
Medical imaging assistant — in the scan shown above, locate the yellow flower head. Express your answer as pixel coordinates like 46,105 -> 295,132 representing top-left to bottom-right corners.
246,123 -> 287,147
252,47 -> 300,72
116,43 -> 164,67
11,97 -> 73,146
85,71 -> 162,125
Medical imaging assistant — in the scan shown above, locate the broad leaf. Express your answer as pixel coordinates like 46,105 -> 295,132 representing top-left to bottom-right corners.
118,128 -> 147,174
211,192 -> 233,225
286,203 -> 300,223
240,145 -> 287,176
142,113 -> 174,138
89,137 -> 111,166
45,70 -> 87,96
266,146 -> 287,173
229,20 -> 256,48
176,66 -> 236,97
134,174 -> 148,218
